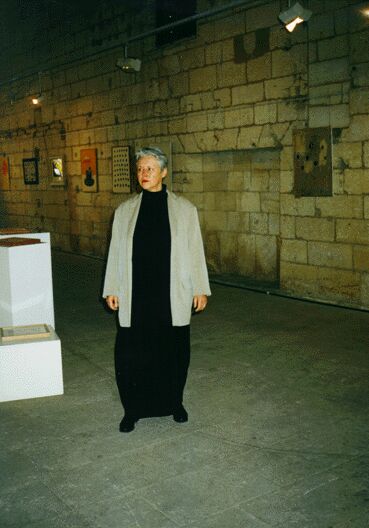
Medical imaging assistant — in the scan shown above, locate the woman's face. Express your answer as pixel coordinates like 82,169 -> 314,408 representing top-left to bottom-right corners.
136,155 -> 167,192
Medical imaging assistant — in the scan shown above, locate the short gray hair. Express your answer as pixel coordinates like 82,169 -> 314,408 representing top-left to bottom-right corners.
135,147 -> 168,171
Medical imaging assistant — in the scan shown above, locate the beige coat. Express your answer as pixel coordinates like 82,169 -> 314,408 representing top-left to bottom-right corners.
103,189 -> 211,327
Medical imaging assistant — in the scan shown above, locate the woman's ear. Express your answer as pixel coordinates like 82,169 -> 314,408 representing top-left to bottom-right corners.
161,167 -> 168,179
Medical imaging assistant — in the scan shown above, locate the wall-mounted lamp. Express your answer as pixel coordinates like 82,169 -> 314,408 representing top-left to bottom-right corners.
116,45 -> 141,72
279,1 -> 312,32
32,95 -> 43,105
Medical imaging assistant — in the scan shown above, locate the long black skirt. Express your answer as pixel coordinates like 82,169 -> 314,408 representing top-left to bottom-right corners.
114,325 -> 190,419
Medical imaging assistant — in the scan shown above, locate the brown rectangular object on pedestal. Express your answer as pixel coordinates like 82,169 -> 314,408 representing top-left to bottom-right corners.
0,237 -> 41,247
0,324 -> 51,342
0,228 -> 31,235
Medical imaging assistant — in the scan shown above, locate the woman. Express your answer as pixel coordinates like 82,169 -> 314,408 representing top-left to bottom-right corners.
103,147 -> 211,433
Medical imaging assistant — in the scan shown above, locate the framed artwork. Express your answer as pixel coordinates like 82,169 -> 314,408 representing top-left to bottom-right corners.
23,158 -> 39,185
112,146 -> 132,193
50,157 -> 65,187
81,148 -> 97,192
0,156 -> 10,191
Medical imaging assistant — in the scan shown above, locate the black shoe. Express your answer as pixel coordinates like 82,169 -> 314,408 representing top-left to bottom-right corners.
173,405 -> 188,423
119,416 -> 136,433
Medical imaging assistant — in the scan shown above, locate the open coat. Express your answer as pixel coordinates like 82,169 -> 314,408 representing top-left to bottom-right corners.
103,189 -> 211,327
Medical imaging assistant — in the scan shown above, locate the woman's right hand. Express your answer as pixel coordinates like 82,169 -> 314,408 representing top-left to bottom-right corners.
106,295 -> 119,311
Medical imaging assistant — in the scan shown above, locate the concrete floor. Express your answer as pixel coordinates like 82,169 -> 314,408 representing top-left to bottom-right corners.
1,250 -> 368,528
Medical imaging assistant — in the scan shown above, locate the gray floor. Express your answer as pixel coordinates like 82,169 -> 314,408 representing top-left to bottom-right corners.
1,251 -> 368,528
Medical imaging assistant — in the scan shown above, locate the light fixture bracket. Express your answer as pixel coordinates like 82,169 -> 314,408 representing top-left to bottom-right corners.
279,2 -> 312,32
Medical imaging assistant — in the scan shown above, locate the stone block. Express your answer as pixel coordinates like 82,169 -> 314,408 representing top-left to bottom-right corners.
255,234 -> 278,280
296,217 -> 335,241
333,141 -> 362,169
214,88 -> 232,107
160,55 -> 181,75
365,197 -> 369,219
205,42 -> 223,65
232,82 -> 264,105
180,94 -> 202,113
189,65 -> 217,93
168,72 -> 189,97
203,231 -> 221,272
272,45 -> 306,78
246,2 -> 280,32
224,107 -> 254,128
315,195 -> 363,219
220,232 -> 239,273
342,115 -> 369,142
238,192 -> 260,212
309,104 -> 349,128
280,171 -> 294,193
261,192 -> 279,213
237,126 -> 263,149
247,53 -> 272,82
318,35 -> 349,61
203,192 -> 216,211
309,12 -> 335,40
344,169 -> 369,194
182,174 -> 204,193
179,48 -> 205,71
207,111 -> 225,130
281,239 -> 307,264
309,58 -> 349,86
364,141 -> 369,168
280,195 -> 315,217
264,76 -> 295,99
227,211 -> 249,232
250,212 -> 268,234
199,12 -> 245,42
237,233 -> 255,275
280,262 -> 361,304
203,172 -> 228,192
350,87 -> 369,115
268,213 -> 280,235
217,61 -> 246,88
336,219 -> 369,244
215,192 -> 237,211
353,246 -> 369,272
187,112 -> 208,132
361,273 -> 369,306
308,241 -> 353,269
168,117 -> 186,135
228,172 -> 244,191
351,62 -> 369,88
255,102 -> 277,124
250,170 -> 269,191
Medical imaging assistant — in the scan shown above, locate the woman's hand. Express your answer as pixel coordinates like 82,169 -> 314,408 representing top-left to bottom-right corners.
106,295 -> 119,311
193,295 -> 207,312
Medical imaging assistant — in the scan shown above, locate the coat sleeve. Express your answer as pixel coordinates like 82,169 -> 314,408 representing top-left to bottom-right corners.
188,206 -> 211,296
102,209 -> 121,298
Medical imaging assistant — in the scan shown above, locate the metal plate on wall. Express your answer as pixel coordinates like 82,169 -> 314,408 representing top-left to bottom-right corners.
112,146 -> 131,193
293,127 -> 332,197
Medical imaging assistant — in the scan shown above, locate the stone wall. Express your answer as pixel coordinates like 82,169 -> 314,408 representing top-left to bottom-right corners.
0,0 -> 368,308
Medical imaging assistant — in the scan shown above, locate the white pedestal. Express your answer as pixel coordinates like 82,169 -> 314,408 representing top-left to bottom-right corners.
0,235 -> 55,328
0,327 -> 63,402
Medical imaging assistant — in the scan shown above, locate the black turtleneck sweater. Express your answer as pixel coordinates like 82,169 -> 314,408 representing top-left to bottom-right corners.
131,185 -> 172,327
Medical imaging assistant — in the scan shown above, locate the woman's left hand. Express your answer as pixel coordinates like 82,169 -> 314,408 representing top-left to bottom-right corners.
193,295 -> 208,312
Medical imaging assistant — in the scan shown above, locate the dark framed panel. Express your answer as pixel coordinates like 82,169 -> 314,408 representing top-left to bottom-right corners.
293,127 -> 332,197
23,158 -> 39,185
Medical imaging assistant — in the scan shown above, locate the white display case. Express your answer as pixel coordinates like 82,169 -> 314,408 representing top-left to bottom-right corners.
0,233 -> 55,328
0,326 -> 64,402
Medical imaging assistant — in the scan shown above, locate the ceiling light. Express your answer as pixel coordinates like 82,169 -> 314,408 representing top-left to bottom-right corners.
279,2 -> 312,32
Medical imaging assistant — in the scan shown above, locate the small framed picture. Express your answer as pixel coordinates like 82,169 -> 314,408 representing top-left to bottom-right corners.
81,148 -> 98,192
23,158 -> 39,185
50,157 -> 65,187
